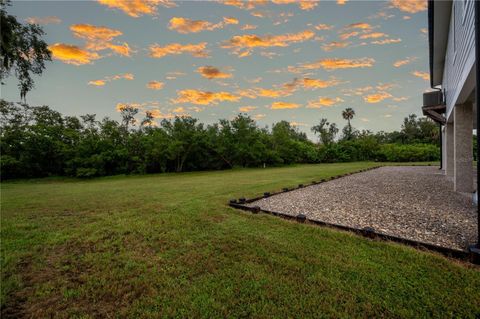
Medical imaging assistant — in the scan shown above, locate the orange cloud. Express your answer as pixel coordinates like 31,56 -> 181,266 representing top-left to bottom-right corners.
345,22 -> 373,30
390,0 -> 427,14
71,24 -> 122,42
371,38 -> 401,45
315,24 -> 334,31
363,91 -> 393,103
89,73 -> 134,86
88,80 -> 106,86
301,77 -> 342,89
270,101 -> 301,109
149,42 -> 209,58
307,97 -> 343,108
197,66 -> 233,79
393,56 -> 416,67
337,0 -> 348,4
222,30 -> 315,56
25,16 -> 61,25
339,31 -> 359,40
322,41 -> 351,51
241,24 -> 258,30
238,83 -> 296,99
253,114 -> 266,120
173,89 -> 241,105
412,71 -> 430,81
220,0 -> 267,10
223,17 -> 239,24
359,32 -> 387,39
97,0 -> 176,17
271,0 -> 318,10
297,57 -> 375,71
70,24 -> 132,57
168,16 -> 238,34
239,106 -> 257,112
299,1 -> 318,10
49,43 -> 101,65
147,81 -> 164,90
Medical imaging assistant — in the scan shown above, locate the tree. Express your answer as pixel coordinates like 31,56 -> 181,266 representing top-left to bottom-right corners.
1,0 -> 51,100
312,118 -> 338,145
341,107 -> 355,140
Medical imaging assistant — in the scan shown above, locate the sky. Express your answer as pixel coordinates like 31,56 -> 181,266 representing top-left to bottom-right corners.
2,0 -> 430,138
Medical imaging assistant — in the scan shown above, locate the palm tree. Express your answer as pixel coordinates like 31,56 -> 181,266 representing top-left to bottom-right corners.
342,108 -> 355,140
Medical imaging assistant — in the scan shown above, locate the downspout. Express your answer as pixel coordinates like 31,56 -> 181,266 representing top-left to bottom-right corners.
439,123 -> 442,170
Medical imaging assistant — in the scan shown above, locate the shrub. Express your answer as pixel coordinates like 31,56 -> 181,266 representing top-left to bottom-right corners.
375,144 -> 440,162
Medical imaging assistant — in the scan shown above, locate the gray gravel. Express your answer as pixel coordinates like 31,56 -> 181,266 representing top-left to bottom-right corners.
247,166 -> 477,251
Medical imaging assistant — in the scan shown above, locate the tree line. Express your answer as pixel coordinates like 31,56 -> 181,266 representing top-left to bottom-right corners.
0,100 -> 440,179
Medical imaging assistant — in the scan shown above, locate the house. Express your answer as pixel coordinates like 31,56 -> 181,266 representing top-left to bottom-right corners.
423,0 -> 476,196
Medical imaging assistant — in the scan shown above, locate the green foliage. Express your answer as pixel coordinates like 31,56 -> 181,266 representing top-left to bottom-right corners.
375,144 -> 440,162
0,1 -> 51,99
0,101 -> 443,179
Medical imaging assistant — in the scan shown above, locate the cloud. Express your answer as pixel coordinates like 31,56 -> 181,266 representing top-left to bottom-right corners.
298,1 -> 318,10
239,106 -> 257,112
197,66 -> 233,79
363,91 -> 393,103
339,31 -> 359,40
390,0 -> 427,14
241,24 -> 258,30
97,0 -> 176,17
371,38 -> 401,45
71,24 -> 122,42
412,70 -> 430,81
25,16 -> 61,25
168,16 -> 238,34
270,0 -> 318,10
301,77 -> 342,89
173,89 -> 241,105
224,17 -> 239,24
220,0 -> 267,10
147,81 -> 164,90
165,71 -> 187,80
322,41 -> 351,51
359,32 -> 387,39
295,57 -> 375,71
307,97 -> 343,108
70,24 -> 132,57
337,0 -> 348,4
222,30 -> 315,56
393,56 -> 416,67
315,24 -> 334,31
253,114 -> 266,120
49,43 -> 101,65
88,80 -> 106,86
360,117 -> 369,122
88,73 -> 134,86
270,101 -> 301,109
237,83 -> 296,99
345,22 -> 373,30
149,42 -> 209,58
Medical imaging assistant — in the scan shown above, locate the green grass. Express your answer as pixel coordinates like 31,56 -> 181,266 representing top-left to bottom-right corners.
1,162 -> 479,318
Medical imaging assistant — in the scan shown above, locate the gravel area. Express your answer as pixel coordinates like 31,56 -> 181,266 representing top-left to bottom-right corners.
247,166 -> 477,251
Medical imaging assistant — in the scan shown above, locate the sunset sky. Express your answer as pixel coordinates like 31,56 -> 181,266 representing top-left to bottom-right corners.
2,0 -> 430,137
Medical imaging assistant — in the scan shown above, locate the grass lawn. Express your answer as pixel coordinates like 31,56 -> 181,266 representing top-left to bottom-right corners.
1,162 -> 479,318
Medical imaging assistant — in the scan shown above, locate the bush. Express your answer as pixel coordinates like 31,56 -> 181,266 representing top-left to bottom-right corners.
375,144 -> 440,162
75,167 -> 98,178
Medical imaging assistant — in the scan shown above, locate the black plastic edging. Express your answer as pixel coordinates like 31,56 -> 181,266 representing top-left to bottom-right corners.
228,165 -> 473,262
